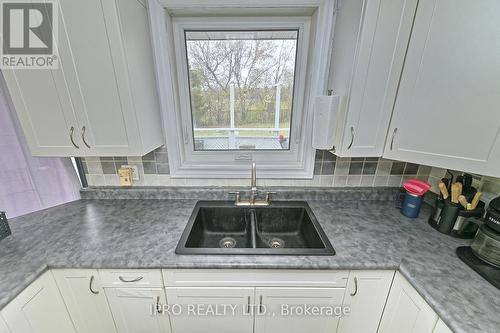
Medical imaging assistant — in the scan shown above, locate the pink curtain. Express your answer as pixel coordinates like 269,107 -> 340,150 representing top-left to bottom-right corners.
0,73 -> 81,218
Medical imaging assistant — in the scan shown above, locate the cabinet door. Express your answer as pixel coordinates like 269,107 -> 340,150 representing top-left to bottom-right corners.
383,0 -> 500,177
378,272 -> 438,333
2,271 -> 76,333
335,0 -> 418,156
55,0 -> 141,156
337,270 -> 394,333
254,287 -> 345,333
104,288 -> 171,333
165,287 -> 254,333
433,319 -> 453,333
2,69 -> 80,157
0,315 -> 10,333
52,269 -> 117,333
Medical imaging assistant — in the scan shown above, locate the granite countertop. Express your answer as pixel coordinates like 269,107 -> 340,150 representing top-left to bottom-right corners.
1,188 -> 499,333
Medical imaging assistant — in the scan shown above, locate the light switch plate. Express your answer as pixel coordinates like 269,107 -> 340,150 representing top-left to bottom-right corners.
121,165 -> 140,181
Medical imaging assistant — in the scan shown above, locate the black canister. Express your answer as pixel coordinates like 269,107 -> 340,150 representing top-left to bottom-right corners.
485,197 -> 500,233
435,200 -> 462,234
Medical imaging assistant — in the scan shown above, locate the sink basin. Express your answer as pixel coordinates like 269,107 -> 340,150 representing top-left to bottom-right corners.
176,201 -> 335,255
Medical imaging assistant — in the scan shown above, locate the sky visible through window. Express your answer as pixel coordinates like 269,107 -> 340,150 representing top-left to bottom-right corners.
185,30 -> 298,151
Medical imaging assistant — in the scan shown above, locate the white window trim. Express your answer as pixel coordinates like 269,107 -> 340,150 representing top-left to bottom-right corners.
147,0 -> 336,178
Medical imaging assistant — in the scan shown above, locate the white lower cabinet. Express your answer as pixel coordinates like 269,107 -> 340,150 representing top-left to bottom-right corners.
337,270 -> 394,333
378,272 -> 438,333
52,269 -> 117,333
165,287 -> 254,333
254,287 -> 345,333
0,315 -> 10,333
1,271 -> 76,333
433,319 -> 453,333
105,287 -> 171,333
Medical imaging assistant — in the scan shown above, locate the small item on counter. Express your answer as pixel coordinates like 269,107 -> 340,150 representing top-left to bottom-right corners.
118,167 -> 134,186
485,196 -> 500,233
0,211 -> 11,241
400,179 -> 431,218
438,181 -> 449,199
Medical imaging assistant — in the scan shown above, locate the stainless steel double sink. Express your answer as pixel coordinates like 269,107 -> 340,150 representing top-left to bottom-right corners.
175,201 -> 335,255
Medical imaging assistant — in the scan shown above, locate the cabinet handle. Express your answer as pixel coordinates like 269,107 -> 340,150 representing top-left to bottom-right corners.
118,276 -> 143,283
247,296 -> 251,313
69,126 -> 79,149
390,127 -> 398,150
347,126 -> 355,150
156,296 -> 163,314
350,276 -> 358,296
259,295 -> 263,314
89,275 -> 99,295
81,126 -> 91,148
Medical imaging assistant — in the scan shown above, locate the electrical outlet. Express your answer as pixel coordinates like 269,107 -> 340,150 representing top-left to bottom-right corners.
121,165 -> 140,181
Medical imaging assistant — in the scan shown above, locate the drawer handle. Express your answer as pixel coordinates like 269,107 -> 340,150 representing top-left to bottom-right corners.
390,127 -> 398,150
350,276 -> 358,296
81,126 -> 91,148
259,295 -> 263,314
347,126 -> 354,149
70,126 -> 79,149
118,276 -> 144,283
89,275 -> 99,295
156,296 -> 163,314
247,296 -> 251,313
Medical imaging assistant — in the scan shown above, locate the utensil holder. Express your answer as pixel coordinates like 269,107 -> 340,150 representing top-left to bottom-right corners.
429,198 -> 485,238
0,211 -> 11,241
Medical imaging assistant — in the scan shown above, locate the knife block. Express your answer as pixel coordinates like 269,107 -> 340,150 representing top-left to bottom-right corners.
429,198 -> 484,239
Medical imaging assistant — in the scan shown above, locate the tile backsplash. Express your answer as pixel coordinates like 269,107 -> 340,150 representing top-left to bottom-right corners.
82,146 -> 432,188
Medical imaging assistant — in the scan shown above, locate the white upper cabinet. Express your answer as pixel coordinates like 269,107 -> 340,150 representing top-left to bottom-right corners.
3,0 -> 163,157
383,0 -> 500,177
337,270 -> 394,333
1,271 -> 76,333
328,0 -> 417,157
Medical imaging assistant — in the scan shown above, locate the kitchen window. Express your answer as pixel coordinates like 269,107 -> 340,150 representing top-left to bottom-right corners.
185,30 -> 298,151
149,1 -> 336,178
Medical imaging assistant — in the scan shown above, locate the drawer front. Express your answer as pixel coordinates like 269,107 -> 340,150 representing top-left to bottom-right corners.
163,269 -> 349,288
99,269 -> 163,288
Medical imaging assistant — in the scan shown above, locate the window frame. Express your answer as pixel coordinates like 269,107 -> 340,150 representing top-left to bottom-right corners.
148,0 -> 336,179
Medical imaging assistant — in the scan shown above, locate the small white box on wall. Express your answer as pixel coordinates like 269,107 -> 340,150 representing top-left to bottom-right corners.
312,94 -> 343,150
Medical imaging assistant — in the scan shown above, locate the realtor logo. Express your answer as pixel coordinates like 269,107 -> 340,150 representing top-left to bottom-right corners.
1,0 -> 58,68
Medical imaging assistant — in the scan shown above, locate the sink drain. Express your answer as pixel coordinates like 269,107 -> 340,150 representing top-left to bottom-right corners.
219,237 -> 236,248
269,238 -> 285,248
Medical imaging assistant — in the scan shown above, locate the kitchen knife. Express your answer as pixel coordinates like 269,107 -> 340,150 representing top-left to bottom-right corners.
458,195 -> 469,209
451,183 -> 461,204
470,191 -> 482,210
438,181 -> 449,200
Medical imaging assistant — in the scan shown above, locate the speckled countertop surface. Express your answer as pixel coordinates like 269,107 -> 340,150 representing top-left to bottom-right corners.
1,189 -> 499,333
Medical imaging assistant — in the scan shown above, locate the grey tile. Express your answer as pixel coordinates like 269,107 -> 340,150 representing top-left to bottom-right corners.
333,175 -> 347,186
155,145 -> 168,153
100,157 -> 114,162
362,162 -> 378,175
142,151 -> 156,162
351,157 -> 365,162
365,157 -> 379,162
101,162 -> 117,175
349,162 -> 363,175
314,162 -> 322,175
347,175 -> 362,186
360,175 -> 375,187
154,152 -> 169,164
82,162 -> 88,174
322,162 -> 335,175
156,163 -> 170,175
335,162 -> 350,175
376,161 -> 392,176
404,163 -> 420,175
388,175 -> 403,186
143,162 -> 157,174
323,151 -> 336,162
391,162 -> 406,175
315,150 -> 324,161
374,175 -> 389,186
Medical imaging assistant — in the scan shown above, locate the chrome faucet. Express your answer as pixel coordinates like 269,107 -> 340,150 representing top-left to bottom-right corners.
229,162 -> 275,206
